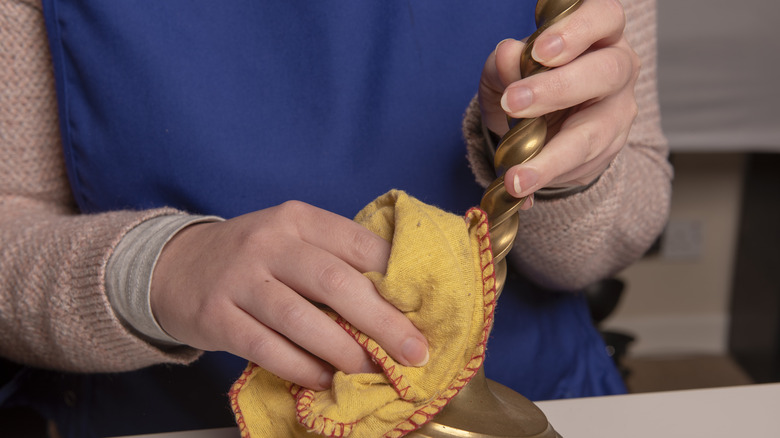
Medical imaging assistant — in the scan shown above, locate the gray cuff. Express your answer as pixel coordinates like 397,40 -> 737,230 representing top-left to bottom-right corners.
533,171 -> 604,200
106,214 -> 223,346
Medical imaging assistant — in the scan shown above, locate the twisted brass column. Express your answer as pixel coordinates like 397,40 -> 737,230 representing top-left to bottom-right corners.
411,0 -> 581,436
482,0 -> 581,295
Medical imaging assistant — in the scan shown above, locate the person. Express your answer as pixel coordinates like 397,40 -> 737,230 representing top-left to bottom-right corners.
0,0 -> 672,436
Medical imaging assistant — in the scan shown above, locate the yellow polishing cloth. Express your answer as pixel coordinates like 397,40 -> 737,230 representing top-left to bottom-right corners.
229,190 -> 497,437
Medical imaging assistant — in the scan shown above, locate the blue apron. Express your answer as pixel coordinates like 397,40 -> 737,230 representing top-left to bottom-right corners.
7,2 -> 625,436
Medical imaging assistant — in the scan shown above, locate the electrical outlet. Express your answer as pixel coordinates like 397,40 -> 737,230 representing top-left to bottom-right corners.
661,219 -> 703,260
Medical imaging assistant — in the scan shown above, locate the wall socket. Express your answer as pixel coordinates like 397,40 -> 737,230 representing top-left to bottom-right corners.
661,219 -> 704,260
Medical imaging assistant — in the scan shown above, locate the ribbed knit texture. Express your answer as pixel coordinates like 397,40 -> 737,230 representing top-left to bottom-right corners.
1,0 -> 671,373
106,214 -> 223,346
464,0 -> 672,290
0,0 -> 200,372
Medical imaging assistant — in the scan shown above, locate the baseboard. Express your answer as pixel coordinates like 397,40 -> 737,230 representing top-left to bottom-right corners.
602,313 -> 728,357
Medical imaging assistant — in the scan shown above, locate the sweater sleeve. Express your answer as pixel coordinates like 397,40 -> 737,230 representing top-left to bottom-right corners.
463,0 -> 673,290
106,214 -> 223,346
0,0 -> 201,372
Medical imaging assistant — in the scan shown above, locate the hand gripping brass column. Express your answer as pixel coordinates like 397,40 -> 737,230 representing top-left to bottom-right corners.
482,0 -> 582,295
411,0 -> 582,436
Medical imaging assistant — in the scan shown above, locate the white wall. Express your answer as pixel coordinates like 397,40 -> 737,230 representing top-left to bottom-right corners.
656,0 -> 780,152
604,153 -> 745,356
601,0 -> 780,356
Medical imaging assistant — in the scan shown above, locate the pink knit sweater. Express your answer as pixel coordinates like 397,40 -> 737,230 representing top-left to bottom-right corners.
0,0 -> 671,373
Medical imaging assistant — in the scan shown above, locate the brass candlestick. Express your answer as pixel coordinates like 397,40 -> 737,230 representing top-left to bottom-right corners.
411,0 -> 581,436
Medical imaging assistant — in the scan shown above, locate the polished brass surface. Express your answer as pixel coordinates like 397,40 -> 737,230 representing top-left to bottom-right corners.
410,0 -> 581,436
486,0 -> 581,295
412,368 -> 561,438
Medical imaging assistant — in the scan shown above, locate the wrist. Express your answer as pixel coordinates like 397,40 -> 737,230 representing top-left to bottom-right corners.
106,214 -> 223,347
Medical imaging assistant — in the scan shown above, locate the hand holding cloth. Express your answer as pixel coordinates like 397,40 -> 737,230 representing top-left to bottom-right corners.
230,190 -> 498,437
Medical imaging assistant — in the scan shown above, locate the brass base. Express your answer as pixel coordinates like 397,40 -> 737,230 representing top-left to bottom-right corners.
410,368 -> 560,438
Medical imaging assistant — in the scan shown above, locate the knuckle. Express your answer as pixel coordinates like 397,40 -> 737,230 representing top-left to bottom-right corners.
538,71 -> 570,101
371,309 -> 407,341
317,263 -> 351,297
274,299 -> 309,335
601,0 -> 626,29
376,311 -> 399,331
242,201 -> 310,248
598,51 -> 629,90
627,98 -> 639,122
277,200 -> 310,223
564,8 -> 592,42
630,49 -> 642,83
348,229 -> 384,266
244,332 -> 280,363
578,126 -> 604,163
618,86 -> 639,124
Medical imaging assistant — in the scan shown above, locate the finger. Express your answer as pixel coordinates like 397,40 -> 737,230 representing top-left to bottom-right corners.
519,193 -> 534,211
502,41 -> 636,119
504,89 -> 634,197
494,38 -> 525,89
274,240 -> 429,368
224,306 -> 336,390
479,38 -> 526,135
280,201 -> 391,274
532,0 -> 626,67
235,278 -> 378,376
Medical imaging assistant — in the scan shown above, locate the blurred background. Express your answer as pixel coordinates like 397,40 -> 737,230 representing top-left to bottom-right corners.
600,0 -> 780,393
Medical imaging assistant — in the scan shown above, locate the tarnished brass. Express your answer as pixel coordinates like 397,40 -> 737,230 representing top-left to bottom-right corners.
410,0 -> 581,436
412,368 -> 561,438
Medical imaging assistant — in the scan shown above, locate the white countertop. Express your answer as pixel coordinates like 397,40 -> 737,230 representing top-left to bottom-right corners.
116,383 -> 780,438
537,383 -> 780,437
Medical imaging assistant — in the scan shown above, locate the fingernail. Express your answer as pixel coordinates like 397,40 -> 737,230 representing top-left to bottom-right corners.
532,35 -> 563,63
494,38 -> 513,54
319,369 -> 334,389
525,194 -> 535,209
402,337 -> 429,367
509,168 -> 540,197
513,174 -> 522,196
500,86 -> 533,113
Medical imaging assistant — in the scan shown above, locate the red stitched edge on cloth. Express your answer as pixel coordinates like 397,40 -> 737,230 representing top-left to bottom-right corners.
382,207 -> 497,437
228,365 -> 253,438
290,384 -> 359,437
333,316 -> 414,399
228,208 -> 497,438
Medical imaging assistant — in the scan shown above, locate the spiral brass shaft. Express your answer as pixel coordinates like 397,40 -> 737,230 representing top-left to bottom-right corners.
411,1 -> 582,437
481,0 -> 582,295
